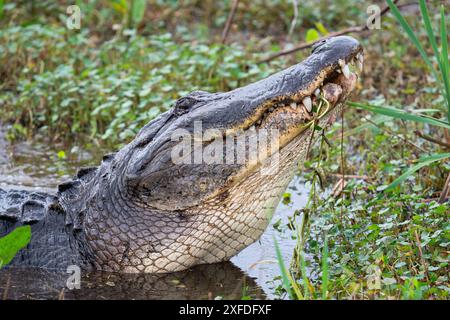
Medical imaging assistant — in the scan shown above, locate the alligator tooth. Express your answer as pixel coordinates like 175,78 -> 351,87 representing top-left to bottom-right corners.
357,52 -> 364,63
338,59 -> 345,68
342,64 -> 350,79
314,88 -> 321,97
290,102 -> 298,109
357,53 -> 364,72
357,60 -> 363,72
302,96 -> 312,112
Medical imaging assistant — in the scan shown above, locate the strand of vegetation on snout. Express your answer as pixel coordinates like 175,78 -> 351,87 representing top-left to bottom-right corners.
274,112 -> 332,300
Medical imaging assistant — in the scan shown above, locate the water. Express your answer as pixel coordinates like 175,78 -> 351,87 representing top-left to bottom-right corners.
0,130 -> 308,299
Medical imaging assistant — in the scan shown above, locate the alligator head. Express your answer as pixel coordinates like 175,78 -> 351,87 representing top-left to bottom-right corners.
59,36 -> 363,273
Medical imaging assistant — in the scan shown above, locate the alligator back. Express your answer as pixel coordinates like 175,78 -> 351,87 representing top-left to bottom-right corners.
0,188 -> 91,270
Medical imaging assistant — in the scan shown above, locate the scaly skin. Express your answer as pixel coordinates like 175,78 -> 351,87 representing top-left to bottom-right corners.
0,36 -> 363,273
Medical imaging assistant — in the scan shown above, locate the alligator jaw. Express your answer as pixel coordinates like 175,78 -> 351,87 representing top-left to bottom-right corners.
218,50 -> 363,193
252,59 -> 361,149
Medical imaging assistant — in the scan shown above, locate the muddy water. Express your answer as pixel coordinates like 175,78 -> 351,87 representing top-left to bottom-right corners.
0,132 -> 308,300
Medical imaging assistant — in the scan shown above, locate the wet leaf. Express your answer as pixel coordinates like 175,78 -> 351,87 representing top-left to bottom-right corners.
305,29 -> 320,43
315,22 -> 328,35
0,225 -> 32,268
57,150 -> 66,159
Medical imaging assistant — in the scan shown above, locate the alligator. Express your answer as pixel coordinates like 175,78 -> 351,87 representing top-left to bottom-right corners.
0,36 -> 363,273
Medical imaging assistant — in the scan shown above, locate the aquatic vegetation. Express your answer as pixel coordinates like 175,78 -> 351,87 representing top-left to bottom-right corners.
0,225 -> 31,269
276,185 -> 449,299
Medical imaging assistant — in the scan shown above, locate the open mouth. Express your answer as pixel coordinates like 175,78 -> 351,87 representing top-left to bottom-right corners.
254,51 -> 364,133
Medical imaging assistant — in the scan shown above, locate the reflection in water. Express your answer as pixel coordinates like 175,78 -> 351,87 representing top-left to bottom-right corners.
0,262 -> 265,300
0,127 -> 306,299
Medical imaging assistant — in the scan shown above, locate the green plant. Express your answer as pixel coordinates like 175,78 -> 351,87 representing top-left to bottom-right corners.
110,0 -> 147,28
274,111 -> 449,299
274,230 -> 333,300
274,237 -> 295,299
386,0 -> 449,120
129,0 -> 147,27
321,235 -> 329,299
0,0 -> 4,20
350,0 -> 450,193
0,225 -> 32,269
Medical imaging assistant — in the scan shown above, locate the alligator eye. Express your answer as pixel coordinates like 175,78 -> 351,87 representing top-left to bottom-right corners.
174,96 -> 197,116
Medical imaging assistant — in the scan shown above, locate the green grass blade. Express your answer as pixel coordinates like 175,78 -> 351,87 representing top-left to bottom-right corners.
411,109 -> 444,114
131,0 -> 147,25
386,0 -> 441,88
440,6 -> 450,119
348,102 -> 450,130
299,253 -> 309,299
299,251 -> 313,299
274,237 -> 295,299
420,0 -> 449,115
337,109 -> 442,138
321,235 -> 329,300
381,153 -> 450,192
340,115 -> 390,138
419,0 -> 441,66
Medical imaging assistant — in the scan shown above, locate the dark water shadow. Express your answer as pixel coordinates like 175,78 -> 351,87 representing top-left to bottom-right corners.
0,262 -> 265,300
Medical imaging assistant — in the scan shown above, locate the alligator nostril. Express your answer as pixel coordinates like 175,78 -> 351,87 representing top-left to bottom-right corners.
311,38 -> 329,53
